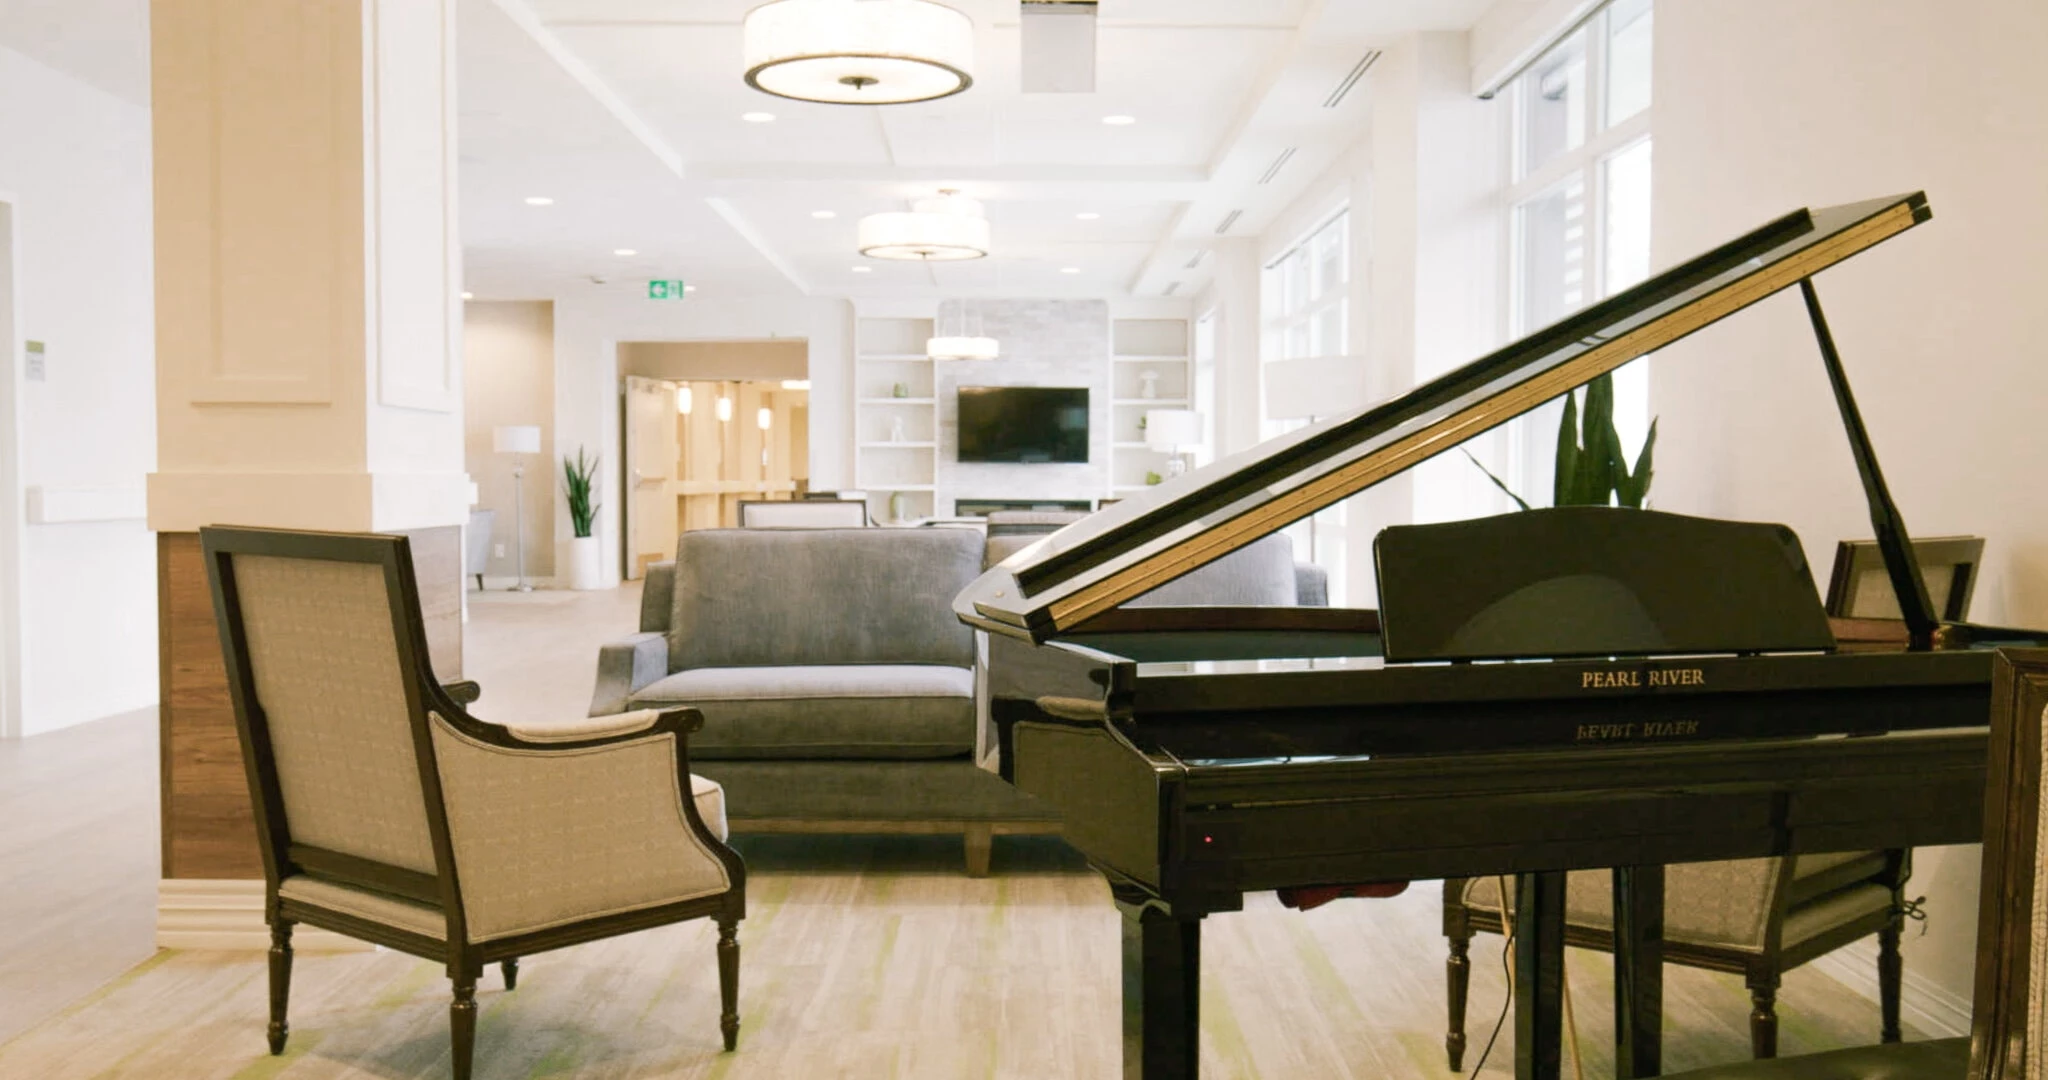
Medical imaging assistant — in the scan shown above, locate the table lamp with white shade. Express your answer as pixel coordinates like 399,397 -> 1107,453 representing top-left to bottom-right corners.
1144,408 -> 1200,478
493,424 -> 542,591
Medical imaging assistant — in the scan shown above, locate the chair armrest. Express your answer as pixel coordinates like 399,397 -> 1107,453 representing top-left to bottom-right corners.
590,631 -> 670,716
424,704 -> 743,942
1294,561 -> 1329,607
443,680 -> 482,706
641,561 -> 675,633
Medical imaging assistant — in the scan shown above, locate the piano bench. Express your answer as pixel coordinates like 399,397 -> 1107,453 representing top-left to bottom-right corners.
1654,1036 -> 1965,1079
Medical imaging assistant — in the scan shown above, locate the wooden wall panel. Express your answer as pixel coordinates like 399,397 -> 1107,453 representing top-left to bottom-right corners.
159,526 -> 463,880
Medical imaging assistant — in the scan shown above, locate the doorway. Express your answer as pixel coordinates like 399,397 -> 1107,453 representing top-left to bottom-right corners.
616,339 -> 812,580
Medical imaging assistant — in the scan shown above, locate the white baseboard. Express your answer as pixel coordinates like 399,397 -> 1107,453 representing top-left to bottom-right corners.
1810,940 -> 1971,1038
157,879 -> 372,952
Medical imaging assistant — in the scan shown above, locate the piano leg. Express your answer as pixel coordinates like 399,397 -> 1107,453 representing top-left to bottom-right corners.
1612,865 -> 1665,1079
1116,891 -> 1202,1080
1513,871 -> 1567,1080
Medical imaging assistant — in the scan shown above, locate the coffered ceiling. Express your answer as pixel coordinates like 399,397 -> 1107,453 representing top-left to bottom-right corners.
457,0 -> 1497,301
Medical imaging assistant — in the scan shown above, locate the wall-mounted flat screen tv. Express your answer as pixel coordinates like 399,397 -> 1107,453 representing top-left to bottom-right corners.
957,386 -> 1090,463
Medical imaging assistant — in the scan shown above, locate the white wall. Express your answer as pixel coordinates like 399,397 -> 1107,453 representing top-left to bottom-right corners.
0,44 -> 157,736
551,288 -> 852,586
1652,0 -> 2048,1021
464,301 -> 555,580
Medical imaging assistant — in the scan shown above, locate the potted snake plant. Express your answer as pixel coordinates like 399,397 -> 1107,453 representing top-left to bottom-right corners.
562,447 -> 604,590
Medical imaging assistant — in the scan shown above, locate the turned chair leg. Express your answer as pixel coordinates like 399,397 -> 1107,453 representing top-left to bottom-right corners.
501,958 -> 520,991
1446,932 -> 1472,1071
1747,971 -> 1781,1059
964,823 -> 994,878
1878,922 -> 1904,1042
718,916 -> 741,1052
267,920 -> 295,1055
451,973 -> 479,1080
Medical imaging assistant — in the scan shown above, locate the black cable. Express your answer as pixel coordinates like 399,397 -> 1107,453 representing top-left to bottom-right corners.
1469,918 -> 1515,1075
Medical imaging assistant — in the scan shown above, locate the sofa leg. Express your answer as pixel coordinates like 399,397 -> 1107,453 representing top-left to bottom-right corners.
964,823 -> 993,877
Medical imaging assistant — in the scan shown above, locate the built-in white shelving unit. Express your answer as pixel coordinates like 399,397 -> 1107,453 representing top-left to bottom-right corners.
852,317 -> 939,523
1106,318 -> 1193,498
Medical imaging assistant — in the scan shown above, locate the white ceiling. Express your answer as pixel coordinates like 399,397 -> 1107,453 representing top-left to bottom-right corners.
464,0 -> 1495,302
0,0 -> 1499,304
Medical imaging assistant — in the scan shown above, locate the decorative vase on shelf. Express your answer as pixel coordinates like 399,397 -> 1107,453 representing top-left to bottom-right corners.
889,491 -> 909,522
891,381 -> 909,398
1138,369 -> 1160,399
889,416 -> 907,443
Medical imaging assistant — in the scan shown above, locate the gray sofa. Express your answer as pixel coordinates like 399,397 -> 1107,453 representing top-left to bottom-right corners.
592,527 -> 1055,876
593,525 -> 1328,876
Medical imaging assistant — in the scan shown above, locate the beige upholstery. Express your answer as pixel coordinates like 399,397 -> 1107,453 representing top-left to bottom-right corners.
505,709 -> 662,743
279,875 -> 445,940
429,715 -> 732,942
1462,853 -> 1887,953
234,555 -> 437,874
1467,859 -> 1779,951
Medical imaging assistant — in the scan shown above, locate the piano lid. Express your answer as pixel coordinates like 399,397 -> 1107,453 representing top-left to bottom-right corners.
957,192 -> 1932,642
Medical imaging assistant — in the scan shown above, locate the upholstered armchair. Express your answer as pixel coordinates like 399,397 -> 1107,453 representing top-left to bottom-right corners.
1653,648 -> 2048,1079
1445,853 -> 1909,1067
202,526 -> 746,1080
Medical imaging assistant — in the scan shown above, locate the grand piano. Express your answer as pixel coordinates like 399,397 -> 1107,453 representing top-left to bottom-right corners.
954,193 -> 2047,1080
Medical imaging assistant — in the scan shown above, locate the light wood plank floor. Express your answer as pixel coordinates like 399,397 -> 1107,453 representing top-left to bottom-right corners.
0,585 -> 1926,1078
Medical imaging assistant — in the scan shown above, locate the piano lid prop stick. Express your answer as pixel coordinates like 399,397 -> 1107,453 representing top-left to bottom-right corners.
1798,277 -> 1940,648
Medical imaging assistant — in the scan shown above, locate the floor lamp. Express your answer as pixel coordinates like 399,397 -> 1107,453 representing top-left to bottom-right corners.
493,424 -> 542,591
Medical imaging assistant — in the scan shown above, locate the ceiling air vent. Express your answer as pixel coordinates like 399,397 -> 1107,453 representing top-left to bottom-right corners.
1163,281 -> 1182,296
1214,209 -> 1244,235
1257,147 -> 1298,185
1184,250 -> 1208,270
1322,50 -> 1382,108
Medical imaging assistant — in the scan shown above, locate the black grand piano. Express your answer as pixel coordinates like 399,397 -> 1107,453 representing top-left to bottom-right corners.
954,193 -> 2047,1080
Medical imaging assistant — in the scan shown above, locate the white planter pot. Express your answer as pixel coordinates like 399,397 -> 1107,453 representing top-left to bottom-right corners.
567,536 -> 604,590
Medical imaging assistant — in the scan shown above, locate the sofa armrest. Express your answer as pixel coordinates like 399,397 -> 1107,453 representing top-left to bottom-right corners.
591,632 -> 670,717
1294,561 -> 1329,607
443,680 -> 482,706
641,561 -> 675,633
425,706 -> 742,942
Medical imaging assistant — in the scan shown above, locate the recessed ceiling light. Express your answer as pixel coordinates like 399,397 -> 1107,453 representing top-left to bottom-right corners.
851,266 -> 873,273
1102,115 -> 1137,126
461,291 -> 474,300
742,111 -> 776,123
812,210 -> 837,219
524,196 -> 554,206
1076,212 -> 1101,220
1061,266 -> 1082,274
613,248 -> 637,256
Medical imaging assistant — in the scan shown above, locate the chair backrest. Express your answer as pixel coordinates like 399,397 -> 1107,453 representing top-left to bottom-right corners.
1971,647 -> 2048,1078
203,527 -> 445,888
738,499 -> 869,528
670,527 -> 981,671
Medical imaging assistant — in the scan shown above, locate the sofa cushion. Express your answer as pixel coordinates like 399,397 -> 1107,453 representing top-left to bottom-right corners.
669,529 -> 982,671
629,665 -> 976,760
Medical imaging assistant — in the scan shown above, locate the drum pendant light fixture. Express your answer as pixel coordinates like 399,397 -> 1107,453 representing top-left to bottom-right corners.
744,0 -> 976,106
929,298 -> 999,360
859,189 -> 991,261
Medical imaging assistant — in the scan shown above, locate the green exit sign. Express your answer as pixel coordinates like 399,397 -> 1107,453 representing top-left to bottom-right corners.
647,280 -> 688,300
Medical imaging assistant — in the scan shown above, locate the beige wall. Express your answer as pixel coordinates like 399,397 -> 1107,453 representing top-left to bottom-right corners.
1653,0 -> 2048,1019
465,301 -> 556,580
618,339 -> 808,382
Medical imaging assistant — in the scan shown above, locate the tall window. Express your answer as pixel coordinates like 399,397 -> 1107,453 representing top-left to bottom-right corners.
1504,0 -> 1655,497
1261,209 -> 1351,601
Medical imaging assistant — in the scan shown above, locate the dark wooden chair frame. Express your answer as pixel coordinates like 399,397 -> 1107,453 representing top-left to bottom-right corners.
202,525 -> 748,1080
1972,646 -> 2048,1079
